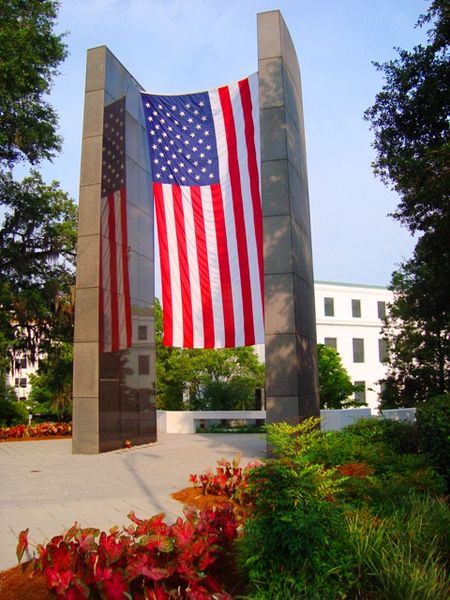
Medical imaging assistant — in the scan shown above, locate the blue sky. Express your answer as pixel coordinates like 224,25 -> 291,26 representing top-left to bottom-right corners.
17,0 -> 430,286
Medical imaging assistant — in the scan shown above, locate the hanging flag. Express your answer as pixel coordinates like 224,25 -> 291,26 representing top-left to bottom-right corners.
141,73 -> 264,348
99,97 -> 132,353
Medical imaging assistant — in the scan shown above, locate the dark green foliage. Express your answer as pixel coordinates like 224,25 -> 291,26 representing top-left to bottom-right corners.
380,235 -> 450,407
416,393 -> 450,490
0,171 -> 77,362
344,417 -> 418,454
243,420 -> 449,598
0,398 -> 28,427
366,1 -> 450,406
154,299 -> 264,411
365,0 -> 449,237
0,0 -> 67,167
28,341 -> 73,420
347,495 -> 450,600
317,344 -> 365,409
239,459 -> 355,599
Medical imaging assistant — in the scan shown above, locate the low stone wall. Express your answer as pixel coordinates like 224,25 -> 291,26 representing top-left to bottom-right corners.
157,410 -> 266,434
156,407 -> 417,434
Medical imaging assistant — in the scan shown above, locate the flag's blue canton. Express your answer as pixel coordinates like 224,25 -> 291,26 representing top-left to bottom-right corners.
142,92 -> 220,187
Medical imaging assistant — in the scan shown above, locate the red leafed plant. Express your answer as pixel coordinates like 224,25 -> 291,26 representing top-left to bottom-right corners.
189,454 -> 261,506
337,462 -> 374,479
17,507 -> 238,599
0,422 -> 72,441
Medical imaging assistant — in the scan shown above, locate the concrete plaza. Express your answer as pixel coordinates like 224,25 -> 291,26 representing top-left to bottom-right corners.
0,433 -> 266,571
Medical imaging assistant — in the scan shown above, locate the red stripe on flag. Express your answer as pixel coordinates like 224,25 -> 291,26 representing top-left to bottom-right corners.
173,186 -> 193,347
211,183 -> 235,347
191,186 -> 215,348
107,193 -> 120,351
119,188 -> 132,347
218,85 -> 255,346
239,78 -> 264,312
154,183 -> 173,347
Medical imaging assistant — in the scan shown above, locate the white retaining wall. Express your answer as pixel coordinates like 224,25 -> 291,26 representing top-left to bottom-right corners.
156,408 -> 416,434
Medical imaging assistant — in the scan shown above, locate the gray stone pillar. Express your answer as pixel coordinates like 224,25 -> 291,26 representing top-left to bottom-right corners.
73,47 -> 156,453
258,11 -> 320,423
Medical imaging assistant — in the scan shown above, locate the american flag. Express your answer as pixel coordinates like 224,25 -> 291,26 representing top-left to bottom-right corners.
99,97 -> 132,353
141,73 -> 264,348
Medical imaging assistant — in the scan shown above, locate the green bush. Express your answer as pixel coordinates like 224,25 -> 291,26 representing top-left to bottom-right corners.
265,420 -> 445,515
416,394 -> 450,491
347,495 -> 450,600
239,459 -> 356,599
0,399 -> 29,427
344,417 -> 418,454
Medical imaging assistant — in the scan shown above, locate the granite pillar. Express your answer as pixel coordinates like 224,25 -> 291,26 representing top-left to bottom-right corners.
258,11 -> 320,423
73,47 -> 156,453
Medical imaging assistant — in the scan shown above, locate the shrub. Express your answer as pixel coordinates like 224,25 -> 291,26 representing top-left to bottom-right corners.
18,507 -> 238,599
189,454 -> 261,507
0,398 -> 29,427
266,420 -> 445,515
0,421 -> 72,440
265,417 -> 321,458
347,494 -> 450,600
344,417 -> 418,454
416,394 -> 450,491
238,459 -> 356,599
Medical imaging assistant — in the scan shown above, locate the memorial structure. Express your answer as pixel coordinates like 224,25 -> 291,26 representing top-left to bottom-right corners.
73,10 -> 319,453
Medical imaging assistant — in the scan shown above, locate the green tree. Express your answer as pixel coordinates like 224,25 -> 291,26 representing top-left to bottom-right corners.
380,236 -> 449,407
317,344 -> 364,409
0,171 -> 77,363
28,341 -> 73,419
0,0 -> 75,409
365,1 -> 450,406
364,0 -> 449,237
154,299 -> 265,410
0,0 -> 67,168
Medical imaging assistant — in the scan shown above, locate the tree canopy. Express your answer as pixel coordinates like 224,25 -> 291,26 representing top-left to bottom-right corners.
0,171 -> 77,362
364,0 -> 449,237
154,300 -> 265,411
317,344 -> 365,410
0,1 -> 75,388
0,0 -> 67,168
380,234 -> 449,407
366,1 -> 449,406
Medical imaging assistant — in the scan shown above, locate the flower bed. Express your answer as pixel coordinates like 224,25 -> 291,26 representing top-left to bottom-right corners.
0,422 -> 72,442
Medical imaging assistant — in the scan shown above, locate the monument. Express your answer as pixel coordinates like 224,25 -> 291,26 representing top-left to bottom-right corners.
258,11 -> 319,424
72,10 -> 319,453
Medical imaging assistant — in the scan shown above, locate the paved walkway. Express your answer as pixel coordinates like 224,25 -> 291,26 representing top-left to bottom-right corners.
0,433 -> 266,571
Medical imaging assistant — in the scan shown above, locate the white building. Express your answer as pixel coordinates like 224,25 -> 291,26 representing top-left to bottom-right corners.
314,281 -> 392,412
5,282 -> 392,414
5,354 -> 38,402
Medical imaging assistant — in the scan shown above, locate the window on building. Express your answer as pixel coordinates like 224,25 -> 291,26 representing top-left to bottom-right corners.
377,301 -> 386,319
352,338 -> 365,363
324,337 -> 337,350
351,299 -> 361,318
324,297 -> 334,316
378,338 -> 388,363
354,381 -> 366,403
14,378 -> 19,387
14,357 -> 27,370
138,325 -> 148,341
138,355 -> 150,375
19,378 -> 27,388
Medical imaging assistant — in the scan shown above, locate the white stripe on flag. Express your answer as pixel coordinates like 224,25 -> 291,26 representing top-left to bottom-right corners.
162,184 -> 183,348
209,86 -> 244,346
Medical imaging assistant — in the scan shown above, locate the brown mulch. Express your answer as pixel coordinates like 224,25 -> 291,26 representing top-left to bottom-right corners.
0,486 -> 245,599
0,563 -> 49,600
